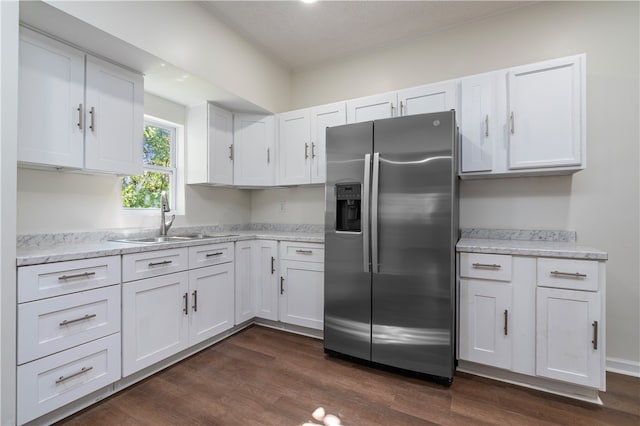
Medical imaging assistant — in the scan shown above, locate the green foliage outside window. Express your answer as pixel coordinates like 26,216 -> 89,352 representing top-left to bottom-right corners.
122,124 -> 173,209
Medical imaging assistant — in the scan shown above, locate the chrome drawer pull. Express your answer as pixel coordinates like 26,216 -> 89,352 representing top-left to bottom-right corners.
58,272 -> 96,281
295,249 -> 313,255
55,366 -> 93,384
472,263 -> 501,269
148,260 -> 172,267
550,270 -> 587,278
205,252 -> 224,257
59,314 -> 97,327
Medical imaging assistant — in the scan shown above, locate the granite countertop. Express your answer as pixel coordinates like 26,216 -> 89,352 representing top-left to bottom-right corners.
17,225 -> 325,267
456,228 -> 607,260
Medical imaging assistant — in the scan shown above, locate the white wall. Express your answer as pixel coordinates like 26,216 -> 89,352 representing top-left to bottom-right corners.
46,0 -> 290,113
17,93 -> 252,233
251,186 -> 324,225
284,1 -> 640,367
0,1 -> 18,423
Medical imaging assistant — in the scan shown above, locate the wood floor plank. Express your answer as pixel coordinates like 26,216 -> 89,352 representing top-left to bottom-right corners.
56,326 -> 640,426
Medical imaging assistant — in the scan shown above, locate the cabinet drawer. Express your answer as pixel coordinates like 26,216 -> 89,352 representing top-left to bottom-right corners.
17,333 -> 121,425
459,253 -> 512,282
18,256 -> 121,303
537,258 -> 600,291
122,248 -> 188,282
189,242 -> 234,269
18,285 -> 121,365
279,242 -> 324,263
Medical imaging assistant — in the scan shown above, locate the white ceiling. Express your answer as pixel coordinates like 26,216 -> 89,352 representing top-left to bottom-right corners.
201,1 -> 538,71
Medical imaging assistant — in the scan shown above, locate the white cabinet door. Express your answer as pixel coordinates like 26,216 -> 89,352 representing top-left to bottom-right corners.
122,272 -> 189,376
460,73 -> 499,173
186,103 -> 234,185
235,240 -> 256,324
279,260 -> 324,330
84,55 -> 143,175
188,263 -> 235,345
278,109 -> 311,185
255,240 -> 279,321
346,92 -> 397,123
233,114 -> 275,186
459,279 -> 512,369
536,287 -> 602,388
310,102 -> 346,184
18,28 -> 85,169
507,55 -> 584,170
397,81 -> 457,117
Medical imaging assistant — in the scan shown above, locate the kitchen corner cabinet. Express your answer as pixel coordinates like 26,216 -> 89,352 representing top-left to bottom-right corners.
18,27 -> 143,175
279,242 -> 325,330
459,54 -> 585,178
186,103 -> 234,185
278,102 -> 346,185
346,81 -> 457,124
233,114 -> 275,186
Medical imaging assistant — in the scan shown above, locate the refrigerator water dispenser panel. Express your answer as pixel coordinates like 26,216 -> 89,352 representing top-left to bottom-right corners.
336,183 -> 361,232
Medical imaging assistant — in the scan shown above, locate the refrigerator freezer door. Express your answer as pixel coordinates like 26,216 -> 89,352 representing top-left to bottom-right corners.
371,112 -> 456,378
324,122 -> 373,360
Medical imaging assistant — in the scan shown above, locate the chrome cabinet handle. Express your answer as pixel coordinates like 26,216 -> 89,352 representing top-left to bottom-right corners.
267,147 -> 270,163
311,142 -> 316,159
390,103 -> 394,117
205,252 -> 223,257
55,366 -> 93,384
362,153 -> 371,273
271,256 -> 275,274
305,143 -> 309,159
148,260 -> 172,267
510,111 -> 514,134
59,314 -> 97,327
504,310 -> 508,336
550,270 -> 587,278
485,114 -> 489,137
472,263 -> 501,269
592,321 -> 598,350
229,144 -> 233,160
89,107 -> 96,132
58,272 -> 96,281
183,293 -> 188,315
295,249 -> 313,255
280,277 -> 284,294
192,290 -> 198,312
77,104 -> 83,130
400,101 -> 404,116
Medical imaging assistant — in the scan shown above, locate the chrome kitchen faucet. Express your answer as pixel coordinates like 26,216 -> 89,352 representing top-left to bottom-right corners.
160,191 -> 175,236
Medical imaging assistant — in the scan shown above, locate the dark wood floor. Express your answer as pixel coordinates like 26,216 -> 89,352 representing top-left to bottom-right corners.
58,326 -> 640,425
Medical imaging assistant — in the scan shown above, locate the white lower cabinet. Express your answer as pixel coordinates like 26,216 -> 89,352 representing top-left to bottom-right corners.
235,240 -> 257,324
458,251 -> 606,402
255,240 -> 279,321
279,242 -> 325,330
459,279 -> 512,369
536,287 -> 603,388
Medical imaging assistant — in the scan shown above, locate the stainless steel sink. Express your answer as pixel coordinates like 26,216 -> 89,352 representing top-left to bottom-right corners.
114,234 -> 239,244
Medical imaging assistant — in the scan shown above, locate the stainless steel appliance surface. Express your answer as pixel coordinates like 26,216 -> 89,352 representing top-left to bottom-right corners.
324,111 -> 458,382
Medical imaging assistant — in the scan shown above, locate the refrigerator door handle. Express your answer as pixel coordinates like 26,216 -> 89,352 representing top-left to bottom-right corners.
371,152 -> 380,274
363,153 -> 371,273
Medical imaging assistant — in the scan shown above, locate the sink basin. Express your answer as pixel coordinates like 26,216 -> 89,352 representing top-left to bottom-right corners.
114,234 -> 239,244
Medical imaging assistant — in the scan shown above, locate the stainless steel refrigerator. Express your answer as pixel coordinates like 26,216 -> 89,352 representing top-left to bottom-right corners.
324,111 -> 458,382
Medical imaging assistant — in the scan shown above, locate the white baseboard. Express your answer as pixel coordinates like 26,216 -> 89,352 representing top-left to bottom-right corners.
606,357 -> 640,377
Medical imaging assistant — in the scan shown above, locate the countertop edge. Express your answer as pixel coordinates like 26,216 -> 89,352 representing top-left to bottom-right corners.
456,238 -> 608,260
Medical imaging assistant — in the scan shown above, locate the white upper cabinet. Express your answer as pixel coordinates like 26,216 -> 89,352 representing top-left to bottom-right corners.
278,109 -> 311,185
278,102 -> 346,185
187,103 -> 234,185
18,29 -> 85,169
84,55 -> 143,175
310,102 -> 346,184
347,92 -> 397,123
397,81 -> 457,117
233,114 -> 275,186
460,72 -> 503,173
507,55 -> 585,171
18,28 -> 143,175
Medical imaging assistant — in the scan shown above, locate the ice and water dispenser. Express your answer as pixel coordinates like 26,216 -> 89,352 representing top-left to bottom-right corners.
335,183 -> 361,232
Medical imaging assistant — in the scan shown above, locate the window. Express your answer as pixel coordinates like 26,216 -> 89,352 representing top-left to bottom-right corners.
122,116 -> 178,210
